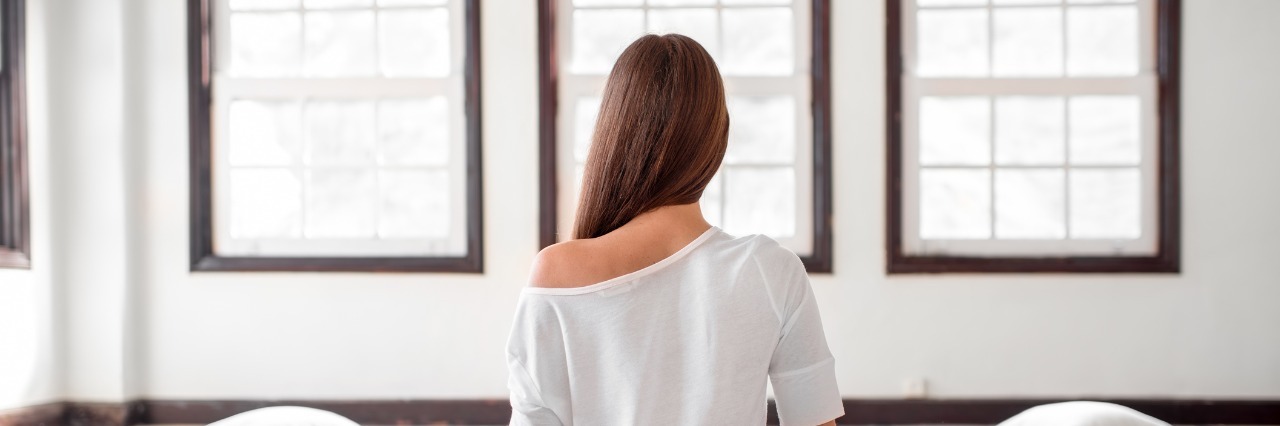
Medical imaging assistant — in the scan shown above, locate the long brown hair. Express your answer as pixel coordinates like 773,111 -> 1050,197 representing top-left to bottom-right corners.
573,34 -> 730,240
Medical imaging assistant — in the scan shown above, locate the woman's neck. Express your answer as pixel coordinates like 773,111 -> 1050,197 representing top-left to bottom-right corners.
616,203 -> 712,238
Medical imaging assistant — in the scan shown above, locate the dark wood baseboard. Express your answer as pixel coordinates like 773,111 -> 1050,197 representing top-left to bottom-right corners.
3,398 -> 1278,425
0,403 -> 62,426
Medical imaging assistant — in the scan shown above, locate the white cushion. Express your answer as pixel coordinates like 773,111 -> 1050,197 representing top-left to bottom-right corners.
207,406 -> 360,426
997,401 -> 1170,426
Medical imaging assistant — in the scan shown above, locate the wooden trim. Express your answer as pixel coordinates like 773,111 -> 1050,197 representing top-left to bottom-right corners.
535,1 -> 835,273
0,403 -> 62,426
186,0 -> 484,273
884,0 -> 1182,274
537,0 -> 559,250
0,399 -> 1259,425
0,0 -> 30,270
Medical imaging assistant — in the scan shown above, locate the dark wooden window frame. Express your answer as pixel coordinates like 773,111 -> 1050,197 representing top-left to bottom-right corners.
885,0 -> 1181,274
187,0 -> 484,272
0,0 -> 29,270
537,0 -> 834,273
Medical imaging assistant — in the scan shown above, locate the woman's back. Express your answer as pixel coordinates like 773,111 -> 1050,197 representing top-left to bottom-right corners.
506,226 -> 843,425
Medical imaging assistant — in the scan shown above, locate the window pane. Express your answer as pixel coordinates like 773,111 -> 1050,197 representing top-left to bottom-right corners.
726,96 -> 795,164
647,9 -> 719,57
1070,168 -> 1140,239
722,8 -> 793,76
306,101 -> 377,165
230,12 -> 302,77
920,97 -> 990,166
378,98 -> 449,166
995,169 -> 1065,239
918,0 -> 986,6
1069,96 -> 1140,165
573,0 -> 641,6
229,101 -> 302,166
306,170 -> 378,238
230,0 -> 299,11
724,167 -> 795,237
379,8 -> 450,77
920,169 -> 990,239
721,0 -> 790,5
995,96 -> 1064,165
230,169 -> 302,238
992,0 -> 1057,4
379,170 -> 450,238
993,7 -> 1062,77
571,10 -> 645,74
917,9 -> 988,77
304,0 -> 372,8
304,11 -> 377,77
574,97 -> 601,162
379,0 -> 446,5
649,0 -> 715,6
1067,6 -> 1139,76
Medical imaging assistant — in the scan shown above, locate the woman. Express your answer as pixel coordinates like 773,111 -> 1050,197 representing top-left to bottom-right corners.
507,34 -> 842,426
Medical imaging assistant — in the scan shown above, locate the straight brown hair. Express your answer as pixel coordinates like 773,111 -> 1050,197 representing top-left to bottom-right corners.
573,34 -> 730,240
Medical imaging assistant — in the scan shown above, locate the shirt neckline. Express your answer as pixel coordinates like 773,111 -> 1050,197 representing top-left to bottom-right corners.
522,226 -> 722,296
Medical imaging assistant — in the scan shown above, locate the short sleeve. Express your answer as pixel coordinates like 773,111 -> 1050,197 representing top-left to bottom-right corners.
767,258 -> 843,426
507,293 -> 571,426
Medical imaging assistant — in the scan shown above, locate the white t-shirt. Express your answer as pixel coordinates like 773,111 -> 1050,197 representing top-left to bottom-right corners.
506,227 -> 843,426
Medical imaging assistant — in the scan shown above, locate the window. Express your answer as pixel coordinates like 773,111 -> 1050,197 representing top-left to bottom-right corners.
188,0 -> 483,272
537,0 -> 833,272
0,0 -> 29,270
886,0 -> 1180,273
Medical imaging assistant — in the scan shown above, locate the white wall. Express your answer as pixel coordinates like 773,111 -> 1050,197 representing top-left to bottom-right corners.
27,0 -> 1280,402
0,0 -> 58,410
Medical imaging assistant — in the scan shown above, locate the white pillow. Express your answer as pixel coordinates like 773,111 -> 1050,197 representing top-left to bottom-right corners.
207,406 -> 360,426
997,401 -> 1170,426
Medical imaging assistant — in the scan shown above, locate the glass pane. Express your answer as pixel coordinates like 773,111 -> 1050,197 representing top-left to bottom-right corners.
230,12 -> 302,77
995,169 -> 1065,239
304,0 -> 372,8
380,170 -> 450,238
1070,168 -> 1140,239
995,96 -> 1064,165
917,9 -> 988,77
1069,96 -> 1140,165
725,96 -> 795,164
573,0 -> 642,6
722,8 -> 793,76
230,169 -> 302,238
647,9 -> 719,57
379,0 -> 446,5
304,11 -> 377,77
721,0 -> 790,5
306,101 -> 377,165
229,101 -> 302,166
724,167 -> 795,237
574,97 -> 601,162
920,169 -> 990,239
379,8 -> 450,77
306,170 -> 378,238
701,172 -> 724,228
378,98 -> 449,166
920,97 -> 990,166
571,9 -> 645,74
1067,6 -> 1139,76
993,7 -> 1062,77
992,0 -> 1056,4
918,0 -> 986,6
649,0 -> 715,5
230,0 -> 299,10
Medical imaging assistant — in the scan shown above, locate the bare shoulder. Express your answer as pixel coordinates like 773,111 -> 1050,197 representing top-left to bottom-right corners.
528,239 -> 603,289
